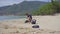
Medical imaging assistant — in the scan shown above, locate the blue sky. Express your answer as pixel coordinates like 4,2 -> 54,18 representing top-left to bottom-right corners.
0,0 -> 51,7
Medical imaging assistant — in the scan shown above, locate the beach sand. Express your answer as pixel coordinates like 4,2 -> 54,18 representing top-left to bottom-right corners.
0,15 -> 60,34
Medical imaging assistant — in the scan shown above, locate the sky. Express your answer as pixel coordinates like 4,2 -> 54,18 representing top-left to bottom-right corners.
0,0 -> 51,7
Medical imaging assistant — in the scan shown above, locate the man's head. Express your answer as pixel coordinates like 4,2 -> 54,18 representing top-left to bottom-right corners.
25,13 -> 29,15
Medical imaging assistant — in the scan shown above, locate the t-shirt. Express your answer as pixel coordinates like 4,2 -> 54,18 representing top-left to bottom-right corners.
27,14 -> 32,19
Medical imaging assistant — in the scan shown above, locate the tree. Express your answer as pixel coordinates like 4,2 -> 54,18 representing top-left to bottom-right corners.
31,0 -> 60,15
51,0 -> 60,13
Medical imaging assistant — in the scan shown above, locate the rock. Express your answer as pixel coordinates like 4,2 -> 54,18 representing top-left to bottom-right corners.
32,25 -> 39,28
31,19 -> 36,24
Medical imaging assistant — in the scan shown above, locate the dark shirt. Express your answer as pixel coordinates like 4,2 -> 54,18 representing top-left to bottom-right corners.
27,14 -> 32,19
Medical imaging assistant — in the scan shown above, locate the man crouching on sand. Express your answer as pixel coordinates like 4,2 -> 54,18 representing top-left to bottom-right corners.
25,13 -> 32,23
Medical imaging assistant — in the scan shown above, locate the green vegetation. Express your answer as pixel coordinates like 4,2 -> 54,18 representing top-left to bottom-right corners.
32,1 -> 60,15
0,1 -> 46,15
0,1 -> 60,16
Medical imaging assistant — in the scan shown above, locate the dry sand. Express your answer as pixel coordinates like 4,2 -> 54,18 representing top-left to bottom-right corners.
0,15 -> 60,34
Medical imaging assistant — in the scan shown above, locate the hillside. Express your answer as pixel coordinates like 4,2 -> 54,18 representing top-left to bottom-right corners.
0,1 -> 47,15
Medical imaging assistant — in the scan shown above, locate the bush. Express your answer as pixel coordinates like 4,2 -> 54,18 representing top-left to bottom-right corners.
32,2 -> 60,15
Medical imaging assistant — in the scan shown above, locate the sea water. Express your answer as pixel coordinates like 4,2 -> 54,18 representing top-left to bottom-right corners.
0,16 -> 26,20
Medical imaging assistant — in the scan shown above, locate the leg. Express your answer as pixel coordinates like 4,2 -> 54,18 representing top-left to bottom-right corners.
25,20 -> 29,23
